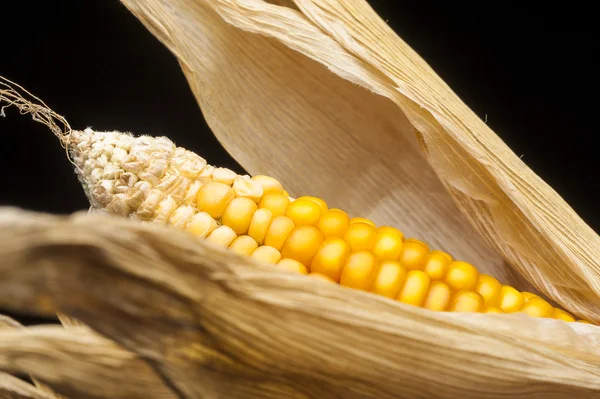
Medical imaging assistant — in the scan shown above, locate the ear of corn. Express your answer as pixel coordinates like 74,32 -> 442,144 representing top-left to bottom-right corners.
71,129 -> 593,324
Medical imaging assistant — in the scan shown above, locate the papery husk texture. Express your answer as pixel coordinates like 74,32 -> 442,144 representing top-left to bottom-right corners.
0,208 -> 599,399
120,0 -> 600,322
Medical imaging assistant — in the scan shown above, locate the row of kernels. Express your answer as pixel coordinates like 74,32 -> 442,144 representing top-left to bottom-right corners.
171,171 -> 590,322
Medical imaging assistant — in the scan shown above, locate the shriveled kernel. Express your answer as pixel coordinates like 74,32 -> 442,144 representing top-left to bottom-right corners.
372,230 -> 403,261
168,204 -> 196,229
264,216 -> 295,251
251,245 -> 282,264
521,297 -> 553,318
350,217 -> 376,228
449,290 -> 484,313
521,292 -> 540,303
259,192 -> 290,217
198,164 -> 215,182
206,225 -> 237,247
484,307 -> 504,314
397,270 -> 430,307
423,250 -> 452,280
340,250 -> 378,291
553,309 -> 575,322
343,222 -> 377,252
317,209 -> 350,238
310,237 -> 351,282
398,239 -> 429,271
423,281 -> 452,311
153,197 -> 178,223
281,225 -> 325,267
298,196 -> 328,215
445,261 -> 479,291
221,197 -> 258,235
183,180 -> 203,205
251,175 -> 283,194
228,235 -> 259,256
277,258 -> 308,275
308,272 -> 335,282
499,285 -> 524,313
371,261 -> 407,299
285,198 -> 323,226
196,182 -> 235,219
247,208 -> 273,245
186,212 -> 218,238
212,167 -> 238,185
376,226 -> 404,240
232,177 -> 263,202
475,274 -> 502,307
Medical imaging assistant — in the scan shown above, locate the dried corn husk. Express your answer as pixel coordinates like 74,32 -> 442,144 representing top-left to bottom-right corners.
0,372 -> 56,399
0,0 -> 599,398
120,0 -> 600,320
0,313 -> 175,399
0,208 -> 600,399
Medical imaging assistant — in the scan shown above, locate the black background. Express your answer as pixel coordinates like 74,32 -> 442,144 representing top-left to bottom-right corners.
1,1 -> 598,324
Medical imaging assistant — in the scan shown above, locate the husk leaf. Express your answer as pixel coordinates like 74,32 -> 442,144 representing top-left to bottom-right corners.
0,312 -> 174,399
0,372 -> 57,399
0,207 -> 599,399
119,0 -> 600,321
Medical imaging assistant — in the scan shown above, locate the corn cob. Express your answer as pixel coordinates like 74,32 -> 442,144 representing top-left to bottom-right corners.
70,128 -> 592,323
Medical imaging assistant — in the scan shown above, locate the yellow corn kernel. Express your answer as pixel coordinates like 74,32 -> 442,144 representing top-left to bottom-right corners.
484,307 -> 504,314
186,212 -> 217,238
372,229 -> 404,261
247,208 -> 273,245
521,297 -> 553,318
310,237 -> 351,282
376,226 -> 404,240
285,198 -> 323,226
206,225 -> 237,247
499,285 -> 524,313
339,250 -> 378,291
221,197 -> 258,235
258,192 -> 290,217
251,245 -> 282,264
521,292 -> 540,303
343,222 -> 377,252
277,258 -> 308,275
445,261 -> 478,291
423,281 -> 452,311
475,274 -> 502,308
228,235 -> 259,256
397,270 -> 430,306
308,272 -> 335,282
251,175 -> 283,194
196,182 -> 235,219
350,217 -> 376,228
317,209 -> 350,238
298,196 -> 328,215
449,290 -> 484,313
398,239 -> 429,271
264,216 -> 295,251
553,309 -> 575,322
371,261 -> 407,299
423,250 -> 452,280
281,225 -> 325,267
232,177 -> 263,202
